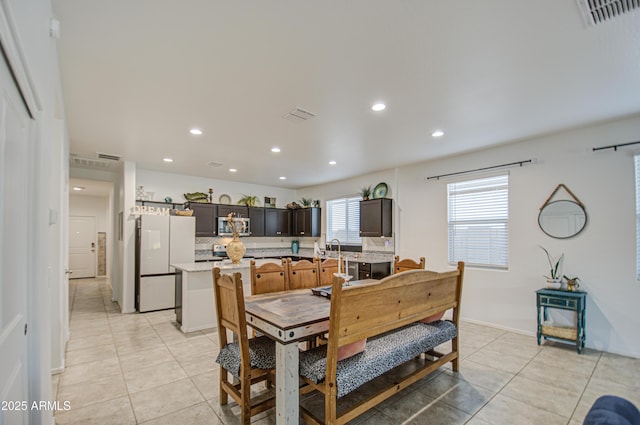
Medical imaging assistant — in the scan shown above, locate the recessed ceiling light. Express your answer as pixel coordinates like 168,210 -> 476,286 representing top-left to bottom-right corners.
371,103 -> 386,112
163,157 -> 173,163
229,168 -> 237,173
271,147 -> 281,153
432,130 -> 444,137
190,128 -> 202,135
329,160 -> 337,165
72,186 -> 85,191
279,176 -> 287,180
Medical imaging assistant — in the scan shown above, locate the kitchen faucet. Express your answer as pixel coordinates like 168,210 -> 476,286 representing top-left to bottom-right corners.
329,238 -> 343,275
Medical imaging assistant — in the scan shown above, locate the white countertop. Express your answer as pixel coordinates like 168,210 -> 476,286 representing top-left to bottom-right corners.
173,258 -> 281,272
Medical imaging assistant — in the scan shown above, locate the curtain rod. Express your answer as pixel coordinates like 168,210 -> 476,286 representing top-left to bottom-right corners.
592,140 -> 640,152
425,159 -> 533,181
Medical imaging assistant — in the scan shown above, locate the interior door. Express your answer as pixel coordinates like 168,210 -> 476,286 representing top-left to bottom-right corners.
0,47 -> 31,425
69,216 -> 96,278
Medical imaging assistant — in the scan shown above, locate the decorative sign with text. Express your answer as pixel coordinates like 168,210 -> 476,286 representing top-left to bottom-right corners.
130,205 -> 170,216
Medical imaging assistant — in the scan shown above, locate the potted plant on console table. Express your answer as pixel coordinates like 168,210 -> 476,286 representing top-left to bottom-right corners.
540,246 -> 564,289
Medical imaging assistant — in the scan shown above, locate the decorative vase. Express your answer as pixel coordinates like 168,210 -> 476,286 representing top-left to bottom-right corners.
546,278 -> 562,290
291,240 -> 299,254
226,235 -> 246,264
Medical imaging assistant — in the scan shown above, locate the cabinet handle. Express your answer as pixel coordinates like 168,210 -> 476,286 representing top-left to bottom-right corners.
300,232 -> 305,235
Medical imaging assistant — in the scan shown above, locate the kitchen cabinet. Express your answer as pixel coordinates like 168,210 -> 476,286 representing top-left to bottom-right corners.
265,208 -> 291,236
293,207 -> 321,237
217,205 -> 249,218
358,261 -> 391,280
189,203 -> 217,237
359,198 -> 392,237
249,207 -> 265,236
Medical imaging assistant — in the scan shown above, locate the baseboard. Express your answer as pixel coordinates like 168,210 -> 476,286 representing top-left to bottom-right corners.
460,317 -> 536,337
51,366 -> 65,375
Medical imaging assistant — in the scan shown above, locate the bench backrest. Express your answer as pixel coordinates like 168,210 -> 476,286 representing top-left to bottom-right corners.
326,262 -> 464,374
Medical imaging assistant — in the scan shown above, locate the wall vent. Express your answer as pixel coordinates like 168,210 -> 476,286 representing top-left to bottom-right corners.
283,107 -> 316,123
96,152 -> 122,161
69,154 -> 113,169
577,0 -> 639,26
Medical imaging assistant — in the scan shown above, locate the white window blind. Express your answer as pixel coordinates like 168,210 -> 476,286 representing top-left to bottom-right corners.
635,155 -> 640,281
448,174 -> 509,269
326,196 -> 361,245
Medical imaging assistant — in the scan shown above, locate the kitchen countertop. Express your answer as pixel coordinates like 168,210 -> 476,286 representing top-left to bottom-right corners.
194,248 -> 394,264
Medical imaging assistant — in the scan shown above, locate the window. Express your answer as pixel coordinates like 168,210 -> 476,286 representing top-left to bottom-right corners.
635,155 -> 640,281
326,196 -> 361,245
448,174 -> 509,269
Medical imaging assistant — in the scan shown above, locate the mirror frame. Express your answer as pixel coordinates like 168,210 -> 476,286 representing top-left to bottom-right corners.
538,199 -> 588,239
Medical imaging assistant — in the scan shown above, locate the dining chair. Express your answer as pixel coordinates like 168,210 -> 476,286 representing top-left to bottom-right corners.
285,258 -> 321,290
393,255 -> 426,274
212,268 -> 276,425
250,259 -> 288,295
318,257 -> 345,286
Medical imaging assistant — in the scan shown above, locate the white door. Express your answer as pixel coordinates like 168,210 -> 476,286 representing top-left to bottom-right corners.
69,216 -> 96,279
0,47 -> 30,425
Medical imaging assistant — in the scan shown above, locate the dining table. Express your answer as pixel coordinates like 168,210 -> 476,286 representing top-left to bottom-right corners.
243,280 -> 375,425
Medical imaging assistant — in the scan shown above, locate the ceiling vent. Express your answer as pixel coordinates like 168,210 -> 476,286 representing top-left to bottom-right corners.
96,152 -> 122,161
283,107 -> 316,123
207,161 -> 223,167
576,0 -> 639,26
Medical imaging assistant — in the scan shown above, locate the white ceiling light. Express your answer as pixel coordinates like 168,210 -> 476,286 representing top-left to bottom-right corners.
432,130 -> 444,137
190,128 -> 202,135
163,157 -> 173,162
72,186 -> 85,191
329,160 -> 337,165
279,176 -> 287,180
371,103 -> 386,112
229,168 -> 237,173
271,147 -> 281,153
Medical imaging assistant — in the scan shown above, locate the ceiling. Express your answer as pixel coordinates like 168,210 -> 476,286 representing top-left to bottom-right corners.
54,1 -> 640,189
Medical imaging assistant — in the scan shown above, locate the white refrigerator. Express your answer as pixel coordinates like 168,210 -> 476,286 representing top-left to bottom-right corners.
135,214 -> 195,312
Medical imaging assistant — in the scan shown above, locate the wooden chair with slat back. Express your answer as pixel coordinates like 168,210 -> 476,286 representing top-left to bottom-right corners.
212,268 -> 276,425
318,257 -> 345,287
250,259 -> 288,295
286,258 -> 321,290
393,255 -> 426,274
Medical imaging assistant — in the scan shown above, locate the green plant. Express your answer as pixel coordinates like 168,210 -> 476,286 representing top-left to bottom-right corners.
360,186 -> 372,200
237,194 -> 259,207
540,246 -> 564,280
299,197 -> 312,207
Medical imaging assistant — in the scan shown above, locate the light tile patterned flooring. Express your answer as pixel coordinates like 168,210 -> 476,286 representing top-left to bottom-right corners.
53,278 -> 640,424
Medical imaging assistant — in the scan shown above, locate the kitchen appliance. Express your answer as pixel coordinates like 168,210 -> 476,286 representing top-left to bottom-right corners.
217,216 -> 251,236
135,215 -> 195,312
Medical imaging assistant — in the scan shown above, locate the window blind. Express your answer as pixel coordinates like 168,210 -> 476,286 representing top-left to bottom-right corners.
326,196 -> 361,245
448,174 -> 509,269
635,155 -> 640,281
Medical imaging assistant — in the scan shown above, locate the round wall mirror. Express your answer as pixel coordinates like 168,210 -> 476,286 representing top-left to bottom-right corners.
538,200 -> 587,239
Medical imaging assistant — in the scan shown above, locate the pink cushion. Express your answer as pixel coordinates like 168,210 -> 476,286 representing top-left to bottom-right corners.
337,339 -> 367,360
419,311 -> 445,323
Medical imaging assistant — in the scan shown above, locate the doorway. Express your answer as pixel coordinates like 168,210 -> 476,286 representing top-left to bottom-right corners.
69,216 -> 97,279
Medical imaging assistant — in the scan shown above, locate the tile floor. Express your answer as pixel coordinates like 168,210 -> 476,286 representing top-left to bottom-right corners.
53,277 -> 640,424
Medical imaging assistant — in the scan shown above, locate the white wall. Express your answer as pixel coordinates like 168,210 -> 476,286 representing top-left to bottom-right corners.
299,114 -> 640,358
137,168 -> 297,208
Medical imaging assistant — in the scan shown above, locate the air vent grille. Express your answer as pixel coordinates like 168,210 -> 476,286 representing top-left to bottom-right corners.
96,152 -> 121,161
69,155 -> 113,169
577,0 -> 639,26
283,107 -> 317,123
207,161 -> 223,167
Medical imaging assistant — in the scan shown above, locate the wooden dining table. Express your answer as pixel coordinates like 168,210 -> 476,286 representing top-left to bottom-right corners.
244,281 -> 375,425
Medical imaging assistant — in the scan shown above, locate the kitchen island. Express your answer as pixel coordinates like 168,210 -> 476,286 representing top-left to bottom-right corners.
171,258 -> 281,333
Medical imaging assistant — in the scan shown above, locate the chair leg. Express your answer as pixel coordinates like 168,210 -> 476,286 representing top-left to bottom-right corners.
219,370 -> 228,405
240,376 -> 252,425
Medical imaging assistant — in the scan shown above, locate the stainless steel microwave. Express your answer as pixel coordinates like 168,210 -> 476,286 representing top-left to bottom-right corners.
217,217 -> 251,236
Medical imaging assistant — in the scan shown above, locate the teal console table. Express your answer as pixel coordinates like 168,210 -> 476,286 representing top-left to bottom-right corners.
536,288 -> 587,354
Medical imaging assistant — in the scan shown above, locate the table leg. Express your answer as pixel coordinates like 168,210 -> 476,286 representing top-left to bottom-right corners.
276,341 -> 299,425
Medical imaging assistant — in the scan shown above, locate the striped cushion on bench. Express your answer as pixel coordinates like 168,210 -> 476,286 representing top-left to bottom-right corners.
299,320 -> 457,398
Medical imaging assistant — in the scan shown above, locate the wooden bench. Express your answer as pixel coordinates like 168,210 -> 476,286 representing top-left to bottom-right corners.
298,262 -> 464,425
